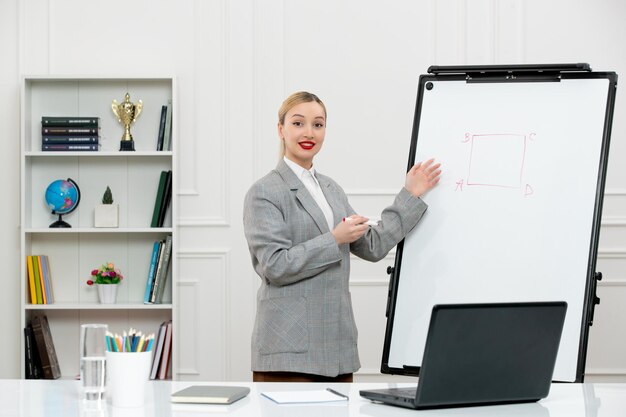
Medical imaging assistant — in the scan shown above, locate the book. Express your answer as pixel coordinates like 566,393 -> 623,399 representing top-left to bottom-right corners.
26,256 -> 36,304
163,100 -> 173,151
31,256 -> 43,304
36,256 -> 47,304
156,105 -> 167,151
146,241 -> 162,303
31,315 -> 61,379
157,170 -> 173,227
149,237 -> 169,303
143,241 -> 162,304
150,321 -> 168,380
42,136 -> 99,144
152,235 -> 173,304
157,321 -> 172,379
24,325 -> 41,379
40,255 -> 54,304
171,386 -> 250,404
41,116 -> 99,127
42,144 -> 98,151
42,126 -> 99,136
150,171 -> 168,227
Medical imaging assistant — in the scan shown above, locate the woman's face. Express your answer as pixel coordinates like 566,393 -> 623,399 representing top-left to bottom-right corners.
279,101 -> 326,169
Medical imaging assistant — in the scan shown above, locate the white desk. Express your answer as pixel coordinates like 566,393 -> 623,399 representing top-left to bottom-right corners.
0,380 -> 623,417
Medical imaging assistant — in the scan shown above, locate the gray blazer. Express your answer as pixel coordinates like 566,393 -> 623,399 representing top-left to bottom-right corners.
243,160 -> 427,377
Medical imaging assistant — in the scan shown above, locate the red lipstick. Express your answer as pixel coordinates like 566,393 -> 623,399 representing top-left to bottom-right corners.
299,141 -> 315,150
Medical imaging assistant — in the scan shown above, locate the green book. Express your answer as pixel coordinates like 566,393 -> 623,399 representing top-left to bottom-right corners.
151,171 -> 168,227
32,256 -> 43,304
162,100 -> 173,151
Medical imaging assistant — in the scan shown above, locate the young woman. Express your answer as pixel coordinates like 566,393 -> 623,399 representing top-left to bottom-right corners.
243,91 -> 441,382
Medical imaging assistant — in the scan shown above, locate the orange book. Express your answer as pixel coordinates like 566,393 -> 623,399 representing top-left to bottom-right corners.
26,256 -> 36,304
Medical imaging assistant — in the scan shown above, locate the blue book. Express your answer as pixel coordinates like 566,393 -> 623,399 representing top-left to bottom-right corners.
143,241 -> 162,304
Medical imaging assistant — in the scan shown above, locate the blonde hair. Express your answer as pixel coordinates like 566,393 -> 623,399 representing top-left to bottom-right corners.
278,91 -> 327,158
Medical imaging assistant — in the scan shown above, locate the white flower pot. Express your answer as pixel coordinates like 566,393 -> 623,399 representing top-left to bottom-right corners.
97,284 -> 119,304
94,204 -> 119,228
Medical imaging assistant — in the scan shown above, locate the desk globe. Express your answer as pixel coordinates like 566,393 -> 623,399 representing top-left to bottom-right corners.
45,178 -> 81,228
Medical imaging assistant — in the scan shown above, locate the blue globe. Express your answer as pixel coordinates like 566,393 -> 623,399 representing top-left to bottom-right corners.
45,179 -> 80,214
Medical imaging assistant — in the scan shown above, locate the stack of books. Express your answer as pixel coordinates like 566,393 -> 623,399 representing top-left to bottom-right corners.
151,170 -> 173,227
24,314 -> 61,379
26,255 -> 54,305
143,235 -> 173,304
41,116 -> 100,151
150,320 -> 173,380
156,100 -> 173,151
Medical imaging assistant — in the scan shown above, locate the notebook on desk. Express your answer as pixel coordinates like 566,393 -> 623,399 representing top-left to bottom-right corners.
360,301 -> 567,410
171,385 -> 250,404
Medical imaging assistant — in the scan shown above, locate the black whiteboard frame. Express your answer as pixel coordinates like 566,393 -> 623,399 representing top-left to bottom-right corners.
380,64 -> 618,383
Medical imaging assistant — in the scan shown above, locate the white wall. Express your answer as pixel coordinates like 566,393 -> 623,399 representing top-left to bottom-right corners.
1,0 -> 625,382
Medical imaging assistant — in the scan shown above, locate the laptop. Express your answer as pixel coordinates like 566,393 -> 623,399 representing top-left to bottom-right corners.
360,301 -> 567,409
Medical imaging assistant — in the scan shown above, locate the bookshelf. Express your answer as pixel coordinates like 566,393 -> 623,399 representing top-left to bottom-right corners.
20,76 -> 177,379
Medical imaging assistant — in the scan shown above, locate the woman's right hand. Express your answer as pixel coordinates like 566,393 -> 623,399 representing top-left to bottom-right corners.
332,215 -> 369,245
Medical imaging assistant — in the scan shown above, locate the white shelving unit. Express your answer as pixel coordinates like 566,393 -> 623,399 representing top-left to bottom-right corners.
20,76 -> 177,379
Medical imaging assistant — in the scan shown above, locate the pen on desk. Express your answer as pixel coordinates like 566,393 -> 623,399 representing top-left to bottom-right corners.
326,388 -> 349,401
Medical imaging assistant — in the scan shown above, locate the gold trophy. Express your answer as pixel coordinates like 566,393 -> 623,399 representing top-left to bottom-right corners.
112,93 -> 143,151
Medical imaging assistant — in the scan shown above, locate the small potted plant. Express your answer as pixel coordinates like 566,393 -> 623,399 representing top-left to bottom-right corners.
87,262 -> 124,304
94,186 -> 119,228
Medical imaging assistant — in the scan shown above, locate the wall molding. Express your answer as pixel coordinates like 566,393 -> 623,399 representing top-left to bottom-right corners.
598,280 -> 626,287
178,248 -> 230,257
586,368 -> 626,376
177,217 -> 229,227
221,0 -> 231,229
604,189 -> 626,196
188,0 -> 230,224
350,252 -> 396,261
175,277 -> 201,375
597,249 -> 626,258
178,188 -> 200,197
178,248 -> 229,379
252,0 -> 284,181
601,217 -> 626,227
350,279 -> 389,287
345,189 -> 398,197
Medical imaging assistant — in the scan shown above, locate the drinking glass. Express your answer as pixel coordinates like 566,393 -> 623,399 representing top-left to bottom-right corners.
80,323 -> 108,401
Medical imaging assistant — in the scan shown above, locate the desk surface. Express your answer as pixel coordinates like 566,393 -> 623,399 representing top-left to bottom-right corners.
0,380 -> 623,417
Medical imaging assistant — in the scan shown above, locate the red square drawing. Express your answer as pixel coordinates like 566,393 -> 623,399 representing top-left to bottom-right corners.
467,134 -> 526,188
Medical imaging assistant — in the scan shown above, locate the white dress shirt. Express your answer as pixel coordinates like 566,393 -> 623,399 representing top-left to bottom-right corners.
283,156 -> 335,231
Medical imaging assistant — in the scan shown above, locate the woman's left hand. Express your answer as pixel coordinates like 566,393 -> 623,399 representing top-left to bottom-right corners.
404,158 -> 441,197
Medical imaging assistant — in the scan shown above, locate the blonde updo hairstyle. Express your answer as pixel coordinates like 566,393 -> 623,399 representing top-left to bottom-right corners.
278,91 -> 327,158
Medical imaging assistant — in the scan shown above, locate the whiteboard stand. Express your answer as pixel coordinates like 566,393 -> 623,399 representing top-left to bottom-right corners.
381,64 -> 617,383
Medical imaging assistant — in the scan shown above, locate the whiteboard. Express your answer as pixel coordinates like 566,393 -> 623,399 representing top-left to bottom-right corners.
383,74 -> 615,383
